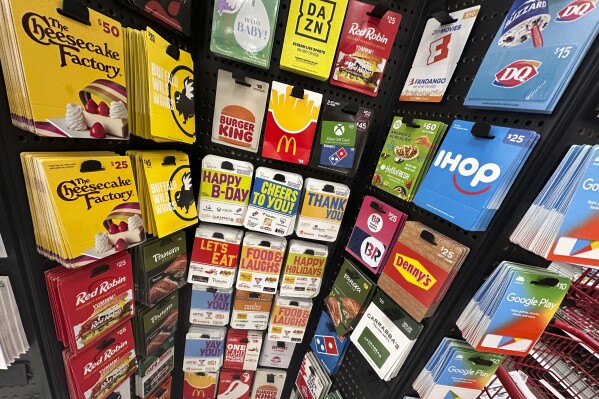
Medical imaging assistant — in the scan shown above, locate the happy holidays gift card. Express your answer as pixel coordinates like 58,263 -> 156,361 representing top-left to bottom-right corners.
280,240 -> 328,299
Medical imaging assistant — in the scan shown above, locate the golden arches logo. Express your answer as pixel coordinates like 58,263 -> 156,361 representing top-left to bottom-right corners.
277,135 -> 297,155
192,388 -> 205,397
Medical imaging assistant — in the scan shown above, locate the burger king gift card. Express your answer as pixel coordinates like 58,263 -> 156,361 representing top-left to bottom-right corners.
330,1 -> 402,96
262,82 -> 322,165
212,70 -> 269,152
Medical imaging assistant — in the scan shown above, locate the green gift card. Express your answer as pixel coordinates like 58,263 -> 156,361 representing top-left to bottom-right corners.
357,327 -> 389,368
210,0 -> 280,69
320,121 -> 357,147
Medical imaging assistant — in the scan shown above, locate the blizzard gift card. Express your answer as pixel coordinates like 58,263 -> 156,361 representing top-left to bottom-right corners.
262,82 -> 322,164
296,179 -> 350,242
212,70 -> 269,152
280,0 -> 349,80
210,0 -> 279,68
250,369 -> 286,399
217,370 -> 254,399
310,311 -> 350,375
280,240 -> 328,298
231,290 -> 273,330
268,296 -> 312,343
330,1 -> 402,96
244,167 -> 303,236
190,285 -> 232,326
183,372 -> 218,399
199,155 -> 254,226
236,233 -> 286,294
223,330 -> 263,370
465,0 -> 599,113
325,259 -> 375,335
400,7 -> 480,102
183,326 -> 226,372
346,196 -> 406,274
259,339 -> 296,368
311,100 -> 374,176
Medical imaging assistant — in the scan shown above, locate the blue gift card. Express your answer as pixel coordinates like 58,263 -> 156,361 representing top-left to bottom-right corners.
310,311 -> 350,375
465,0 -> 599,113
320,144 -> 356,169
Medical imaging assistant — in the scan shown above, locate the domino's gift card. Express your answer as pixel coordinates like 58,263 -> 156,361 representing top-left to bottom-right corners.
320,144 -> 356,169
310,311 -> 350,375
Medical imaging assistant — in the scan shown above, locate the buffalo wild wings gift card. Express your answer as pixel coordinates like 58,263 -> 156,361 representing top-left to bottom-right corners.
45,252 -> 134,352
236,232 -> 286,294
262,82 -> 322,165
330,0 -> 401,96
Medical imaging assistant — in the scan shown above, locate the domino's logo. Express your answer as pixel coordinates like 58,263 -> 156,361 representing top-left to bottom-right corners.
557,0 -> 595,21
493,60 -> 541,88
433,150 -> 501,195
314,335 -> 338,356
329,148 -> 348,165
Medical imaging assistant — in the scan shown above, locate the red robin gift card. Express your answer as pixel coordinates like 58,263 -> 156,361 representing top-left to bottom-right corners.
262,82 -> 323,165
330,0 -> 402,96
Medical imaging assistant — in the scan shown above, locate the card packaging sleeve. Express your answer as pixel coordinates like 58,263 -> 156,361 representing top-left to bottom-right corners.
236,232 -> 287,294
231,290 -> 274,330
280,240 -> 328,299
189,285 -> 233,326
258,339 -> 296,369
268,296 -> 313,343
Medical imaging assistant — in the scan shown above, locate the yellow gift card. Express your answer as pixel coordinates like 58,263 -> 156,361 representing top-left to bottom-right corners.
6,0 -> 128,138
146,28 -> 195,143
20,153 -> 145,268
280,0 -> 349,80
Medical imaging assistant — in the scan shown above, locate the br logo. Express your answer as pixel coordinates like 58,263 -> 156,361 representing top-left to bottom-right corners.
334,123 -> 345,136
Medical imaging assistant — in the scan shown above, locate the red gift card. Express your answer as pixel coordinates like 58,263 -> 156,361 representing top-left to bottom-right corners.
63,321 -> 137,399
330,0 -> 402,96
217,370 -> 254,399
148,375 -> 172,399
223,330 -> 262,371
183,372 -> 218,399
262,82 -> 323,165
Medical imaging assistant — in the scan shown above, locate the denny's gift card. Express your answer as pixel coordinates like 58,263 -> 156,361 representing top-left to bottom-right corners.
212,70 -> 269,152
330,1 -> 402,96
262,82 -> 322,165
280,0 -> 349,80
198,155 -> 254,226
237,232 -> 287,294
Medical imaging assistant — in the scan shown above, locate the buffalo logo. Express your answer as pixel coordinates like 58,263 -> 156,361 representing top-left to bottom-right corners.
493,60 -> 541,88
556,0 -> 595,21
168,166 -> 197,221
168,65 -> 195,138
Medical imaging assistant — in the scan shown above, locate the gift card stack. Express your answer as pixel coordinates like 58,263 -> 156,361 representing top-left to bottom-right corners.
268,296 -> 312,343
134,291 -> 179,357
0,277 -> 28,369
250,369 -> 287,399
372,117 -> 448,201
124,27 -> 195,143
128,150 -> 197,237
21,152 -> 145,267
511,145 -> 599,267
199,155 -> 254,226
0,1 -> 128,139
326,391 -> 345,399
280,240 -> 328,298
310,100 -> 374,176
400,7 -> 480,102
125,0 -> 192,35
217,370 -> 254,399
414,120 -> 539,231
183,326 -> 227,372
325,259 -> 376,335
190,285 -> 232,326
346,196 -> 407,274
457,261 -> 571,356
183,372 -> 219,399
378,221 -> 470,321
413,338 -> 504,399
259,339 -> 296,369
147,374 -> 172,399
310,311 -> 350,376
131,231 -> 187,305
135,336 -> 175,398
45,252 -> 135,351
223,330 -> 263,371
236,233 -> 286,294
351,289 -> 423,381
295,351 -> 332,399
230,290 -> 273,330
63,321 -> 137,399
465,0 -> 599,114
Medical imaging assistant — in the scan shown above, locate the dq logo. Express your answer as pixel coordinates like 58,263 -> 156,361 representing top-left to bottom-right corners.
493,60 -> 541,88
277,135 -> 297,155
557,0 -> 595,21
428,33 -> 451,65
433,150 -> 501,195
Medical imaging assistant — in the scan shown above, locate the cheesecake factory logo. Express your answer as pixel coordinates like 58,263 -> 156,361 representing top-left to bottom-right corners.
169,65 -> 195,137
22,13 -> 121,78
296,0 -> 337,42
56,177 -> 134,210
167,166 -> 196,221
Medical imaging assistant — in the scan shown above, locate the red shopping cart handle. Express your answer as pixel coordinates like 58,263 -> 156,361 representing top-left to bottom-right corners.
495,366 -> 528,399
553,318 -> 599,353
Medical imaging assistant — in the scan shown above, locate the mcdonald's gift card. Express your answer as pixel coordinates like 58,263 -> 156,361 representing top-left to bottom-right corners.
183,371 -> 218,399
262,82 -> 323,165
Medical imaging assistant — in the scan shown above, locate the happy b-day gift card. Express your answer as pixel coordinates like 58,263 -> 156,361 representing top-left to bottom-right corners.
262,82 -> 322,165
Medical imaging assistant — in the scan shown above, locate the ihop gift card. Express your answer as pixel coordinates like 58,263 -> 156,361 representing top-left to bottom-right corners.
414,120 -> 539,231
465,0 -> 599,114
346,196 -> 407,274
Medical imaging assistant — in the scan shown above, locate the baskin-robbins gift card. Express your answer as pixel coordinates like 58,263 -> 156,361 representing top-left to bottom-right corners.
244,167 -> 303,236
236,232 -> 286,294
262,82 -> 322,165
346,196 -> 407,274
330,0 -> 402,96
465,0 -> 599,113
198,155 -> 254,226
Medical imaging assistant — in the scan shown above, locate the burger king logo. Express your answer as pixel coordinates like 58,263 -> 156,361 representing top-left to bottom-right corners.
218,105 -> 256,147
255,385 -> 278,399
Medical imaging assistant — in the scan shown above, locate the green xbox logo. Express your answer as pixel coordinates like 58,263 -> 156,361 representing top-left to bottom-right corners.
334,123 -> 345,136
